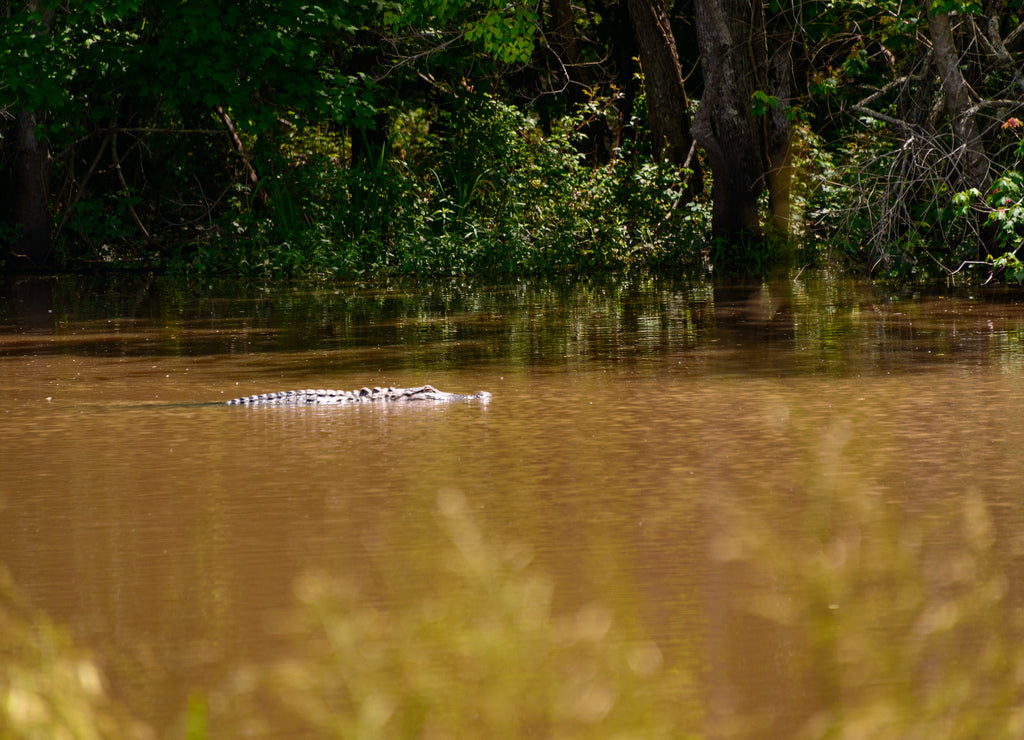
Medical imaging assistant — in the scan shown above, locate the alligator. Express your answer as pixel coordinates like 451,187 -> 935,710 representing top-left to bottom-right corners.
226,384 -> 492,406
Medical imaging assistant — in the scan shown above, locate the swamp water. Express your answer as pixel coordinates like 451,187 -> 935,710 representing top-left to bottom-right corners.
2,273 -> 1024,738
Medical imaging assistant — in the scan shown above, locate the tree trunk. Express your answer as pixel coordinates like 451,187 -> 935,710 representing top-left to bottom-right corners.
925,4 -> 994,254
551,0 -> 585,104
548,0 -> 610,162
627,0 -> 703,193
692,0 -> 798,255
10,109 -> 51,268
691,0 -> 765,244
763,7 -> 797,239
926,6 -> 991,194
7,0 -> 53,268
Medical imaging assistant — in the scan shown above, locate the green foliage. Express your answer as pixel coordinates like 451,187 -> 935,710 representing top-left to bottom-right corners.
751,90 -> 807,124
987,172 -> 1024,238
929,0 -> 982,15
987,252 -> 1024,283
6,0 -> 1021,282
172,94 -> 707,280
799,0 -> 1024,280
0,1 -> 143,134
751,90 -> 780,117
949,172 -> 1024,279
68,193 -> 141,246
463,2 -> 537,64
386,0 -> 536,63
967,172 -> 1024,281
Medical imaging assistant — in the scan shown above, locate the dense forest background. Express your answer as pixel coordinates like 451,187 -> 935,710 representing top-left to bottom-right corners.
1,0 -> 1022,280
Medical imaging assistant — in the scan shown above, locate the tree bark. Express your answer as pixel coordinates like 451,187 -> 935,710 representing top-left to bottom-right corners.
10,109 -> 51,268
926,6 -> 991,195
627,0 -> 703,193
926,4 -> 996,254
7,0 -> 53,268
548,0 -> 610,162
763,7 -> 797,239
550,0 -> 586,105
978,4 -> 1024,96
691,0 -> 798,252
691,0 -> 765,244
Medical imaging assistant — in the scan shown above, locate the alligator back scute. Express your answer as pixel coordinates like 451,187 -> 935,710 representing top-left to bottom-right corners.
226,385 -> 492,406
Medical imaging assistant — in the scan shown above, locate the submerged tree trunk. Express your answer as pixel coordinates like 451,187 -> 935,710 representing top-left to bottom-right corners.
627,0 -> 703,193
691,0 -> 765,244
10,109 -> 51,268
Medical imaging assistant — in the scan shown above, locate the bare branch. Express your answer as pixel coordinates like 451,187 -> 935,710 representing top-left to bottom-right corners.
54,132 -> 111,241
850,104 -> 916,133
374,32 -> 465,83
965,98 -> 1024,119
855,75 -> 914,108
110,129 -> 152,242
983,16 -> 1024,94
1005,21 -> 1024,51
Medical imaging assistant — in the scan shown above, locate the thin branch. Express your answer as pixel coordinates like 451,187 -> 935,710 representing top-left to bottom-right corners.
1005,21 -> 1024,51
114,127 -> 222,135
54,127 -> 221,161
854,75 -> 913,108
110,129 -> 152,241
216,105 -> 265,209
54,131 -> 111,240
965,98 -> 1024,118
375,32 -> 465,83
983,16 -> 1024,94
850,104 -> 916,133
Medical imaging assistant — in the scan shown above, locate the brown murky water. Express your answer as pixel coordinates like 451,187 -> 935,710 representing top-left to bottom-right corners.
3,274 -> 1024,738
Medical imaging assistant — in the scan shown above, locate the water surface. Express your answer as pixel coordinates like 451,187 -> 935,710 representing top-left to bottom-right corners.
2,274 -> 1024,738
